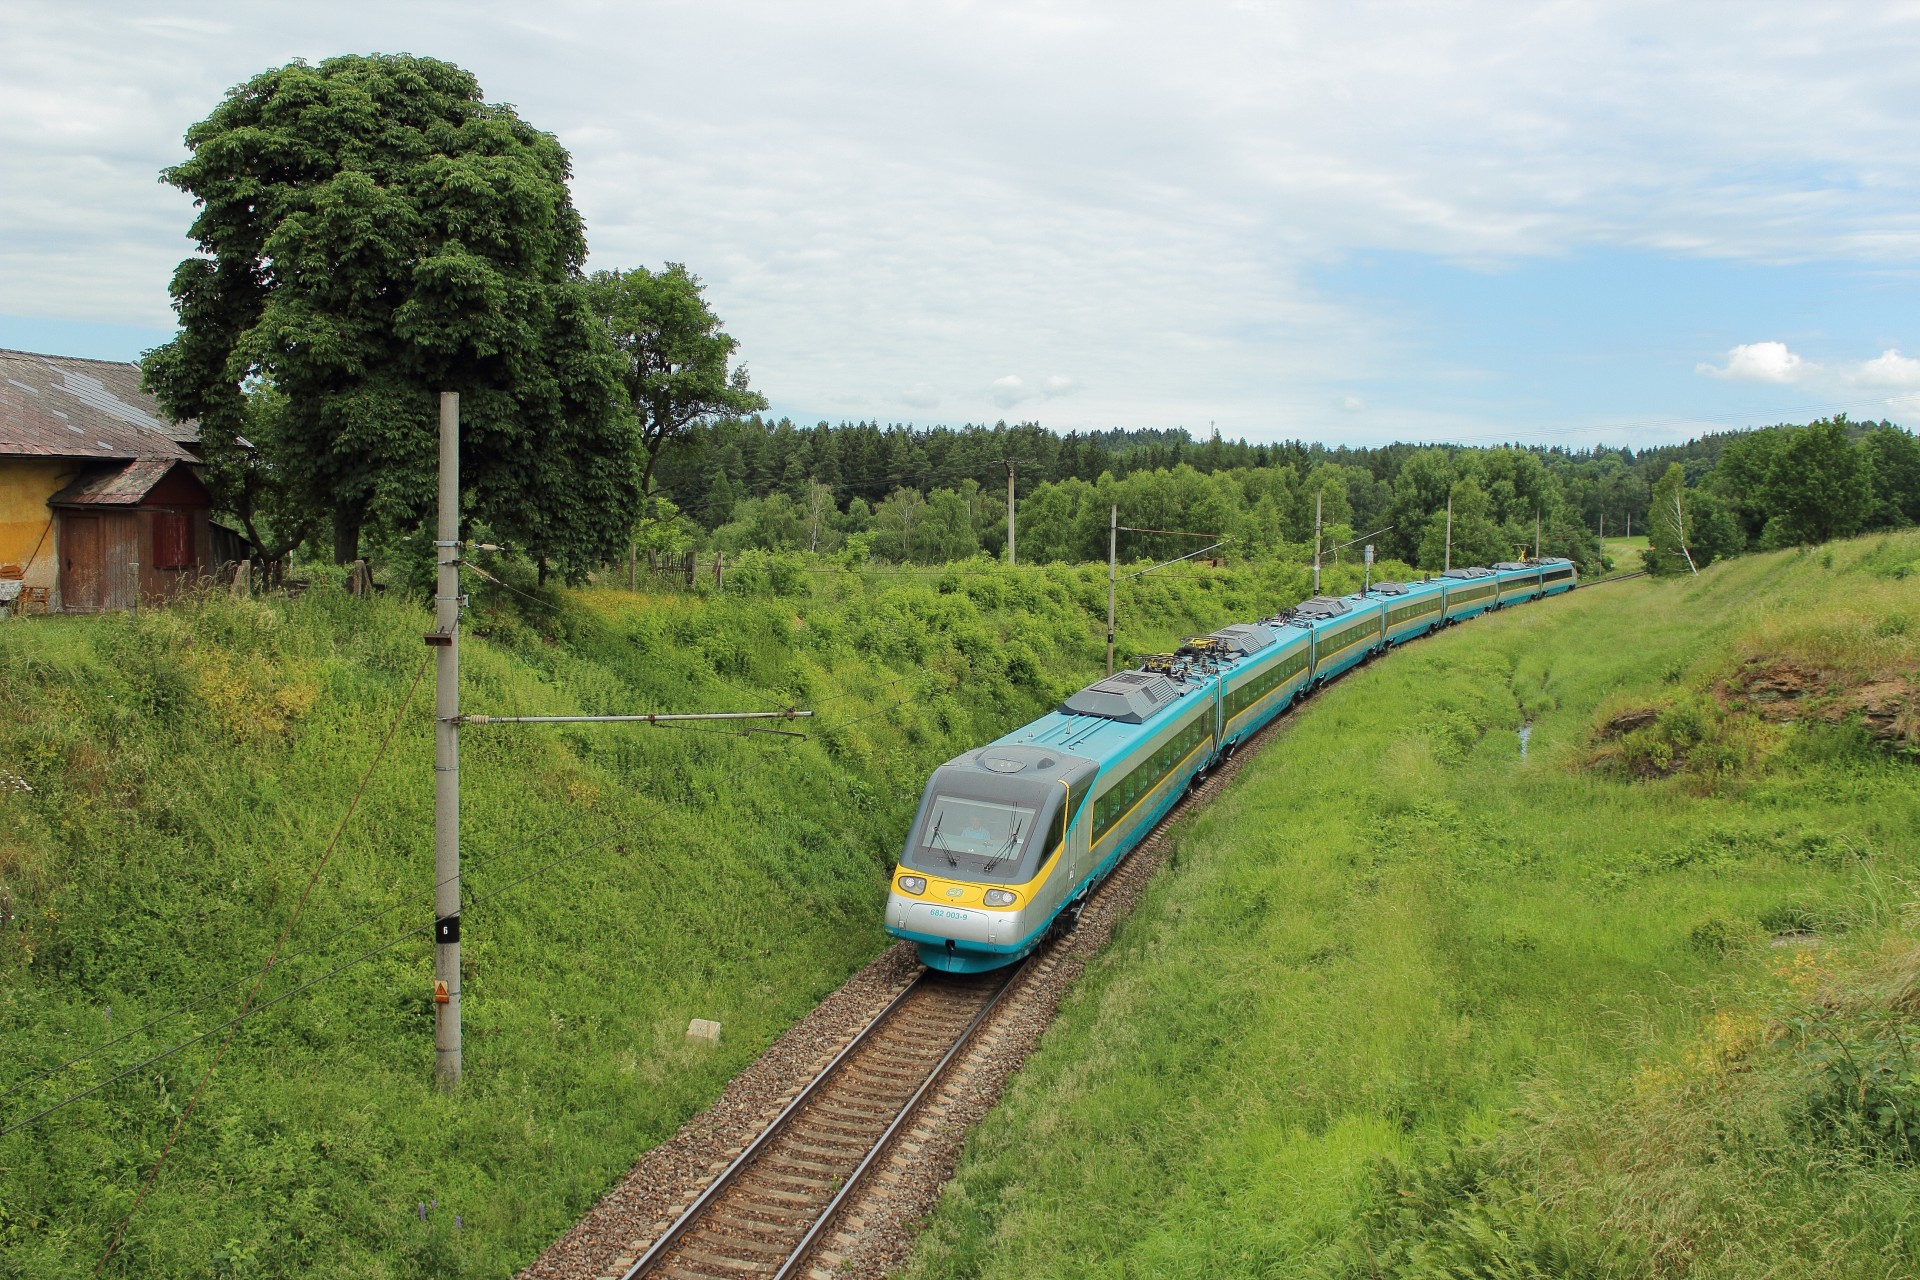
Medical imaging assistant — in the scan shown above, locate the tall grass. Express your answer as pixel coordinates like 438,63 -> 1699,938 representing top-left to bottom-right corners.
0,552 -> 1389,1278
904,531 -> 1920,1280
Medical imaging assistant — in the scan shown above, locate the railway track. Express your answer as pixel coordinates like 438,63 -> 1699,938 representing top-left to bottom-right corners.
622,963 -> 1026,1279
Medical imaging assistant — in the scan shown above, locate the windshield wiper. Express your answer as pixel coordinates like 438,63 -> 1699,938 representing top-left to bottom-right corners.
929,814 -> 958,867
985,820 -> 1022,874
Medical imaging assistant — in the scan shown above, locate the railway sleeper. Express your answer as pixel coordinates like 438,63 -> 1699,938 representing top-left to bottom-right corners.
727,1200 -> 816,1230
806,1098 -> 891,1124
689,1232 -> 794,1261
655,1245 -> 770,1278
732,1172 -> 831,1201
782,1137 -> 873,1165
759,1151 -> 852,1180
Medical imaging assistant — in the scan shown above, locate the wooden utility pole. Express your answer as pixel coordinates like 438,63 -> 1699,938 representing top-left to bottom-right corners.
1106,504 -> 1118,677
432,391 -> 462,1090
1005,460 -> 1017,567
1312,490 -> 1323,594
1444,493 -> 1453,573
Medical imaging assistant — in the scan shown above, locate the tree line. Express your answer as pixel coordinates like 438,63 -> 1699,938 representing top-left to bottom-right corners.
1642,415 -> 1920,574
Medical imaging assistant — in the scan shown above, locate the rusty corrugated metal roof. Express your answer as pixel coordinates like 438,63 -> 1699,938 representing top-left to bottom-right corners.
49,458 -> 186,506
0,348 -> 197,462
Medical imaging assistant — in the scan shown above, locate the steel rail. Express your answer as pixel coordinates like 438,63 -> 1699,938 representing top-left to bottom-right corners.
770,960 -> 1029,1280
620,962 -> 1019,1279
1581,569 -> 1650,587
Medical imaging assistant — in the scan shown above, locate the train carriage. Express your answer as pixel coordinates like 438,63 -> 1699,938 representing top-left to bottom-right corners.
1493,561 -> 1545,606
1212,622 -> 1311,751
887,552 -> 1579,974
1439,566 -> 1499,621
1278,594 -> 1387,685
1537,556 -> 1578,596
1374,578 -> 1449,645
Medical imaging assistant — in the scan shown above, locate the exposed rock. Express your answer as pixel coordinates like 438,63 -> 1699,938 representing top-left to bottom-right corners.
1599,706 -> 1660,738
1719,658 -> 1916,751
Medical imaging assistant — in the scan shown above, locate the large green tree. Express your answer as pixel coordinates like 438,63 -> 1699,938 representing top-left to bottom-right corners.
581,264 -> 767,504
1757,418 -> 1875,546
143,54 -> 642,578
1862,423 -> 1920,527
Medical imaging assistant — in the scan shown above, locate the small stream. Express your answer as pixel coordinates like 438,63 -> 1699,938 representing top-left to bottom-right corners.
1518,721 -> 1533,760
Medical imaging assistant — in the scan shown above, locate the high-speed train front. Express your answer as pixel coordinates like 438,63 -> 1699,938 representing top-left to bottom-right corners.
883,745 -> 1097,973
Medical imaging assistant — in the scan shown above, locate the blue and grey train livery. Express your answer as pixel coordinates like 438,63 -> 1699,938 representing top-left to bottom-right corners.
885,557 -> 1578,972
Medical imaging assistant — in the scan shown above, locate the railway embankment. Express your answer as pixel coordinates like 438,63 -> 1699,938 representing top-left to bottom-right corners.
0,552 -> 1388,1278
904,532 -> 1920,1280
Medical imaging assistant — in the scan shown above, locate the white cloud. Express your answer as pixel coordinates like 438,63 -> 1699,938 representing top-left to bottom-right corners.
1697,341 -> 1812,383
988,375 -> 1029,409
987,373 -> 1080,409
899,382 -> 940,408
1850,348 -> 1920,388
1337,394 -> 1366,412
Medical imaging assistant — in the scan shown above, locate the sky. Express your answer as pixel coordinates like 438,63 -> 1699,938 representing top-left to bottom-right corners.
2,0 -> 1918,449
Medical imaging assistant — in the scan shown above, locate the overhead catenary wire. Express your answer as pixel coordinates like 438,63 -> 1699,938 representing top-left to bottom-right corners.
1122,541 -> 1227,580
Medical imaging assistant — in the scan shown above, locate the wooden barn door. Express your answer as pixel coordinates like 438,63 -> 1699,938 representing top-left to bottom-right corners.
60,514 -> 102,611
58,513 -> 138,612
99,514 -> 137,610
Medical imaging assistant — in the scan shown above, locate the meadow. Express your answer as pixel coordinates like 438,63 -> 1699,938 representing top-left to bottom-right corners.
905,532 -> 1920,1279
0,550 -> 1390,1278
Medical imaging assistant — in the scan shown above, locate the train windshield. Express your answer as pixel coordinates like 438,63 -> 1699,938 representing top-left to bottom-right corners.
902,779 -> 1062,884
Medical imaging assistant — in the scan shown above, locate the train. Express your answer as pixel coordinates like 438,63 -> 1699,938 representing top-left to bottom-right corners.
884,558 -> 1578,973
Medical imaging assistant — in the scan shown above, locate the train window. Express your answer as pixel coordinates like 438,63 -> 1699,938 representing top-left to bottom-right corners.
919,795 -> 1036,860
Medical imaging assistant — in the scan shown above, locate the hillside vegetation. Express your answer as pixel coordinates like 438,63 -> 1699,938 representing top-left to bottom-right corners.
906,532 -> 1920,1280
0,552 -> 1390,1278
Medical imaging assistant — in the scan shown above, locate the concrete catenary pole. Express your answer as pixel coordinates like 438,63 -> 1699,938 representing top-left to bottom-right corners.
1535,509 -> 1541,559
1106,504 -> 1118,677
1312,490 -> 1323,595
433,391 -> 462,1090
1006,460 -> 1016,567
1444,493 -> 1453,573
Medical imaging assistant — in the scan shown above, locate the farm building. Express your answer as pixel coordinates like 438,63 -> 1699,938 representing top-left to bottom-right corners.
0,347 -> 231,613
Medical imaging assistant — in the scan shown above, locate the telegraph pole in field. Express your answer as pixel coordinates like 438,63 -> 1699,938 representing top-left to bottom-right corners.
432,391 -> 462,1090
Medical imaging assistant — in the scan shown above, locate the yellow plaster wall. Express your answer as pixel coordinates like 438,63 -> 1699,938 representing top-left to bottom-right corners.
0,459 -> 75,593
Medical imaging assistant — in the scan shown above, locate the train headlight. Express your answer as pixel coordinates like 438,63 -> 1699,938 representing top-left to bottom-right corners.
897,875 -> 927,895
983,889 -> 1017,908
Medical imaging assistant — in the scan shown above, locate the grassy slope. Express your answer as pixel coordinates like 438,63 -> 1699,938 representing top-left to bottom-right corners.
0,554 -> 1392,1279
905,533 -> 1920,1279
